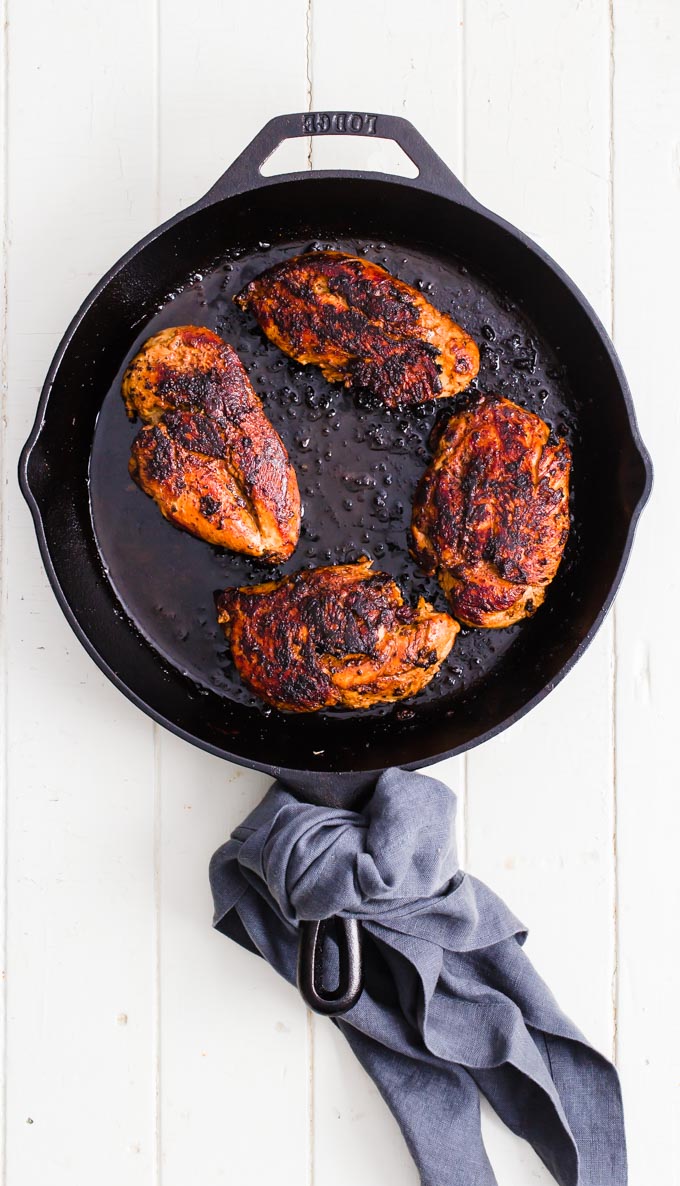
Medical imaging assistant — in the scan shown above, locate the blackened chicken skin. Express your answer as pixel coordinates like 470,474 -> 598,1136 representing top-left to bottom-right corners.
122,326 -> 301,562
411,395 -> 571,628
216,557 -> 459,712
236,251 -> 479,408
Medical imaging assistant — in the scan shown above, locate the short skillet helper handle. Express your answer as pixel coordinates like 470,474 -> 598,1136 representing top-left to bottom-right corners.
297,917 -> 364,1016
199,110 -> 478,208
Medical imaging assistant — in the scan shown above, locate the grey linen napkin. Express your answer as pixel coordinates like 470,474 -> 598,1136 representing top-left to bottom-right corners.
209,768 -> 626,1186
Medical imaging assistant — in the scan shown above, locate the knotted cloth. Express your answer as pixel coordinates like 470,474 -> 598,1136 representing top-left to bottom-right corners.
209,768 -> 626,1185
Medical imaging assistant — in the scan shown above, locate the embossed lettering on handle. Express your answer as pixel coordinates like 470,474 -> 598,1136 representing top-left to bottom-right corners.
199,111 -> 479,208
302,112 -> 378,136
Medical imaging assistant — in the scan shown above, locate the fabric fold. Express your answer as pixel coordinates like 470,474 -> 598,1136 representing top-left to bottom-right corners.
210,768 -> 626,1186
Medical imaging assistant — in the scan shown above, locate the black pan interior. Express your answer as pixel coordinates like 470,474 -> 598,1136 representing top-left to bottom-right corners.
25,178 -> 649,775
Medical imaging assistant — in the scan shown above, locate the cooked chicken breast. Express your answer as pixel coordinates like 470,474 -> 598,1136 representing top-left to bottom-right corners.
123,326 -> 301,561
216,557 -> 459,712
411,395 -> 571,628
236,251 -> 479,408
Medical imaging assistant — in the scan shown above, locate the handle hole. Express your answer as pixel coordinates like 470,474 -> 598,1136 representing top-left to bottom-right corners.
313,918 -> 343,996
260,135 -> 419,179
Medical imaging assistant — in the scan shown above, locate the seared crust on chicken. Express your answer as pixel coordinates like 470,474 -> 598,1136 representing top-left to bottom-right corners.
411,395 -> 571,627
216,557 -> 459,712
236,251 -> 479,408
123,326 -> 301,561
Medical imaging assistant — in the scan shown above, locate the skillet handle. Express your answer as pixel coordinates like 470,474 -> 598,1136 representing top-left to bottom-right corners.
297,917 -> 363,1016
198,111 -> 477,207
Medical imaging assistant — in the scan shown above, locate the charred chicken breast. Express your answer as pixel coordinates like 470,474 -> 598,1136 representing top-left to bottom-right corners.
411,395 -> 571,627
123,326 -> 301,561
216,557 -> 459,712
236,251 -> 479,408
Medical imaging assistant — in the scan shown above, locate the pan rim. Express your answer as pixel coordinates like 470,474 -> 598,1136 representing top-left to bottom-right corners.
18,172 -> 653,780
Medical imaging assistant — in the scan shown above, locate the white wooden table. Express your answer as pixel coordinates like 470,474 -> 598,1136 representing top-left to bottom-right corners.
2,2 -> 678,1182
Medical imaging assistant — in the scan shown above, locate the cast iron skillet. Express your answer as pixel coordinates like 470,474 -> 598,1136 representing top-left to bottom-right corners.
20,112 -> 652,1013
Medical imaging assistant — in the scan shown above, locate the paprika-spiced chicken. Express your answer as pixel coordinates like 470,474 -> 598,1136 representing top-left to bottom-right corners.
411,395 -> 571,627
122,326 -> 301,562
216,557 -> 459,712
236,251 -> 479,408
